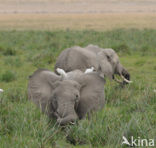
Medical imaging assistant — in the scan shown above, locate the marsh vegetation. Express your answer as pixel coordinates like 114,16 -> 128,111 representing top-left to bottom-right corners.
0,29 -> 156,147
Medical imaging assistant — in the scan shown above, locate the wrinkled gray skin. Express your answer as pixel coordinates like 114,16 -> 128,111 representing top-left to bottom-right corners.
55,44 -> 130,83
28,69 -> 105,125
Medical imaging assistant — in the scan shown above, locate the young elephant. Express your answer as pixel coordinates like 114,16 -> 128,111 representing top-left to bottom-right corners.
28,68 -> 105,124
56,68 -> 105,119
28,69 -> 81,125
55,44 -> 132,84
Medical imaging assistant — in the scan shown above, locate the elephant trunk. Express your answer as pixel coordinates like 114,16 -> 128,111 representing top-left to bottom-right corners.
56,103 -> 78,125
114,63 -> 132,84
121,68 -> 132,84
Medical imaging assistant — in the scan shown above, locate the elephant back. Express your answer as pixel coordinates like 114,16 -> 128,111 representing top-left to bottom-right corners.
55,46 -> 98,72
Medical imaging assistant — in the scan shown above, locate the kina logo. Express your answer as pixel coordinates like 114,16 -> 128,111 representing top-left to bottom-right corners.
122,136 -> 155,147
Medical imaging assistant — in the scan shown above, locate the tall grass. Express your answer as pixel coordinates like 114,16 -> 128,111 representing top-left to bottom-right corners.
0,29 -> 156,148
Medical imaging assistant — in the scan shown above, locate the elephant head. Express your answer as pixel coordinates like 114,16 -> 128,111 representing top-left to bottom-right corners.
96,48 -> 132,84
49,80 -> 80,125
28,69 -> 80,125
56,68 -> 105,120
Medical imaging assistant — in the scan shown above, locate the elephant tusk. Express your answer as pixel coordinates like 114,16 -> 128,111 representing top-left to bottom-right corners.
69,121 -> 75,125
113,75 -> 132,84
113,76 -> 123,83
121,75 -> 133,83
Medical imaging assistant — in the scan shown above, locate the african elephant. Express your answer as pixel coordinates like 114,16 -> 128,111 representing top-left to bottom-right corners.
55,44 -> 132,84
28,68 -> 105,125
56,68 -> 105,119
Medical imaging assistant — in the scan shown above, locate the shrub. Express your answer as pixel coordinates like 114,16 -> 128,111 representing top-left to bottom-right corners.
3,48 -> 16,56
1,70 -> 16,82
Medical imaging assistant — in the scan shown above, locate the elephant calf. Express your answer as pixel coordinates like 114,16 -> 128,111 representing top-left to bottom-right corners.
28,68 -> 105,125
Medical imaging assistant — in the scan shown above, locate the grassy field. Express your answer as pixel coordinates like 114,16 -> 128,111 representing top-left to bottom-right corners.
0,29 -> 156,148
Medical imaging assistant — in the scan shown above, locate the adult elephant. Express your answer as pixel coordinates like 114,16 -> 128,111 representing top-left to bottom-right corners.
28,68 -> 105,125
55,44 -> 132,84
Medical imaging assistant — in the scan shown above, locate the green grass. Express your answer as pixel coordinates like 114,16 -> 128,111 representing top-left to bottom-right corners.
0,29 -> 156,148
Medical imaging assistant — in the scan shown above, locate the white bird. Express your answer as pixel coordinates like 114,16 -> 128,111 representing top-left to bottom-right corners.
56,68 -> 67,78
0,89 -> 4,93
122,136 -> 130,146
85,67 -> 95,74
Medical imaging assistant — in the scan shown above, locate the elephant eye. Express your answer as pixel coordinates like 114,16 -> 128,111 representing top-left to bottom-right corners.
75,94 -> 79,102
106,55 -> 110,61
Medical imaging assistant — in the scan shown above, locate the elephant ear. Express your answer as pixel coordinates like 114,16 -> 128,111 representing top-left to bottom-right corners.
28,69 -> 61,114
97,51 -> 113,80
